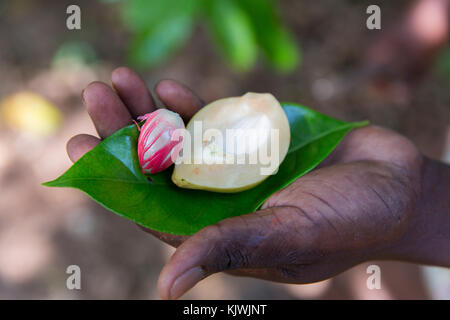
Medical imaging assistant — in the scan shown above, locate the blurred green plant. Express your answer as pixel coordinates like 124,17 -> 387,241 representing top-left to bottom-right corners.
116,0 -> 301,73
436,46 -> 450,82
52,41 -> 97,68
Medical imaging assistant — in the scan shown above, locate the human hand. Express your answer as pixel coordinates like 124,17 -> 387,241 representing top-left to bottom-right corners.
67,67 -> 446,300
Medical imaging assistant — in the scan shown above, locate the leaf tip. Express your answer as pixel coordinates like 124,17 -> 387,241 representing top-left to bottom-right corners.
41,180 -> 57,187
355,120 -> 370,128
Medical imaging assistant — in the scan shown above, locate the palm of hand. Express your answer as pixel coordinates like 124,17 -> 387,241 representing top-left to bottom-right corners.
180,126 -> 422,286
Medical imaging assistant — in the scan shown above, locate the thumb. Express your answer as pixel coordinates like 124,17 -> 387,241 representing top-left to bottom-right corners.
157,207 -> 291,299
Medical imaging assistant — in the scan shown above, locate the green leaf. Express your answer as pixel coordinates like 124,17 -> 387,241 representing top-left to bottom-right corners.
204,0 -> 258,71
43,104 -> 368,235
121,0 -> 200,32
122,0 -> 201,68
237,0 -> 301,72
128,15 -> 193,68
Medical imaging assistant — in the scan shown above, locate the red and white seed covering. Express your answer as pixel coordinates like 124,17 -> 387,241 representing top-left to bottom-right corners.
137,109 -> 185,174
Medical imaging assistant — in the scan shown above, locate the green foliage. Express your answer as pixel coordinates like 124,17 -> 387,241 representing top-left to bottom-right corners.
52,41 -> 97,68
436,46 -> 450,82
204,0 -> 258,72
117,0 -> 301,72
43,103 -> 368,235
237,0 -> 300,72
122,0 -> 201,68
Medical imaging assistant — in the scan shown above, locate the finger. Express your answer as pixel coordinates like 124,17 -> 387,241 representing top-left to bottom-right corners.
111,67 -> 156,118
158,207 -> 298,300
227,262 -> 348,285
83,81 -> 132,138
66,134 -> 101,162
225,267 -> 303,283
155,80 -> 204,122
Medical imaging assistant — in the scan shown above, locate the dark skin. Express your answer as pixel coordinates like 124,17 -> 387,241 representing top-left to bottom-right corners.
67,67 -> 450,299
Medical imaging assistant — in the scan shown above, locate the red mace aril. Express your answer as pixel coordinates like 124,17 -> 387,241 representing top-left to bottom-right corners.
137,109 -> 185,174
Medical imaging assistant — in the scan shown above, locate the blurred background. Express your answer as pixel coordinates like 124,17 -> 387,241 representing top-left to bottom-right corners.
0,0 -> 449,299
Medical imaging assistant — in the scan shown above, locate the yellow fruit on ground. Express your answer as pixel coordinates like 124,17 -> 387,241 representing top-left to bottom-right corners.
0,91 -> 62,136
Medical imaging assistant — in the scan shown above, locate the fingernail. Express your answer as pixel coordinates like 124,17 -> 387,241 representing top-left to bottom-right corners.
81,89 -> 86,104
169,266 -> 204,300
